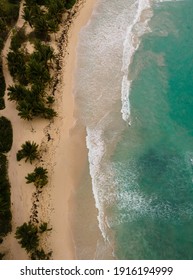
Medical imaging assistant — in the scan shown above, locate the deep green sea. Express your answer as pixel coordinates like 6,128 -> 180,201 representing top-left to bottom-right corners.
112,1 -> 193,259
75,0 -> 193,259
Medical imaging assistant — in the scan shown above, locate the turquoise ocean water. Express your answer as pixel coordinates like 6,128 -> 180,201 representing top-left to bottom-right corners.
75,0 -> 193,259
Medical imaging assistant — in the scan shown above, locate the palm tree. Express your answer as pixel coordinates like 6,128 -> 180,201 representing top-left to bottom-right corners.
26,58 -> 50,85
48,19 -> 59,35
15,222 -> 39,253
42,107 -> 57,119
33,15 -> 49,40
34,41 -> 55,65
22,6 -> 34,27
7,51 -> 28,84
16,141 -> 39,163
8,84 -> 30,102
25,167 -> 48,188
30,249 -> 52,260
17,102 -> 34,121
39,222 -> 52,233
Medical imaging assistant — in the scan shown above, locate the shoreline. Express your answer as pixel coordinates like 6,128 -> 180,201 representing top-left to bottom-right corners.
0,0 -> 97,259
48,0 -> 97,259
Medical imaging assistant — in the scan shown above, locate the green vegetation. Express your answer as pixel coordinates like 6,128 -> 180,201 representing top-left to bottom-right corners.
7,50 -> 28,85
65,0 -> 76,10
0,117 -> 12,238
1,0 -> 78,258
15,222 -> 39,253
22,0 -> 75,40
0,0 -> 20,110
15,221 -> 52,259
7,40 -> 57,119
0,0 -> 20,44
0,62 -> 5,109
10,27 -> 26,52
30,249 -> 52,260
0,154 -> 12,237
39,222 -> 52,233
16,141 -> 39,164
0,116 -> 13,153
25,167 -> 48,188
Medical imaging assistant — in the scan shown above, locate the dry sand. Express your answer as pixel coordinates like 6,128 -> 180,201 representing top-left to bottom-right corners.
0,0 -> 97,259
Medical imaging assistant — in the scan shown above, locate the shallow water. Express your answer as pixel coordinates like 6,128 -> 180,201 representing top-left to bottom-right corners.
74,0 -> 193,259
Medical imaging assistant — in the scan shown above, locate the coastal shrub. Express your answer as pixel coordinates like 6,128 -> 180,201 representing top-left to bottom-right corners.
25,167 -> 48,188
0,154 -> 12,237
16,141 -> 39,164
0,116 -> 13,153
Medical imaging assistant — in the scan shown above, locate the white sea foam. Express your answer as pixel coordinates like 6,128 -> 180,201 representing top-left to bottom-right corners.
121,0 -> 153,122
86,127 -> 108,239
75,0 -> 154,246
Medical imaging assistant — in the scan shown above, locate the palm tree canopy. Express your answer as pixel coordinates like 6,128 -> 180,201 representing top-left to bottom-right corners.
15,222 -> 39,253
16,141 -> 39,163
26,166 -> 48,188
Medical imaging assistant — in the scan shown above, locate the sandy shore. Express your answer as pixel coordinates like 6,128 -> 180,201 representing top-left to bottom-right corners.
0,0 -> 97,259
48,0 -> 98,259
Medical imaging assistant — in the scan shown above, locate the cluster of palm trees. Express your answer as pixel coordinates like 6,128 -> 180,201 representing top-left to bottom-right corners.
17,141 -> 48,188
15,222 -> 52,259
23,0 -> 77,41
7,36 -> 57,120
15,140 -> 51,259
26,167 -> 48,188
